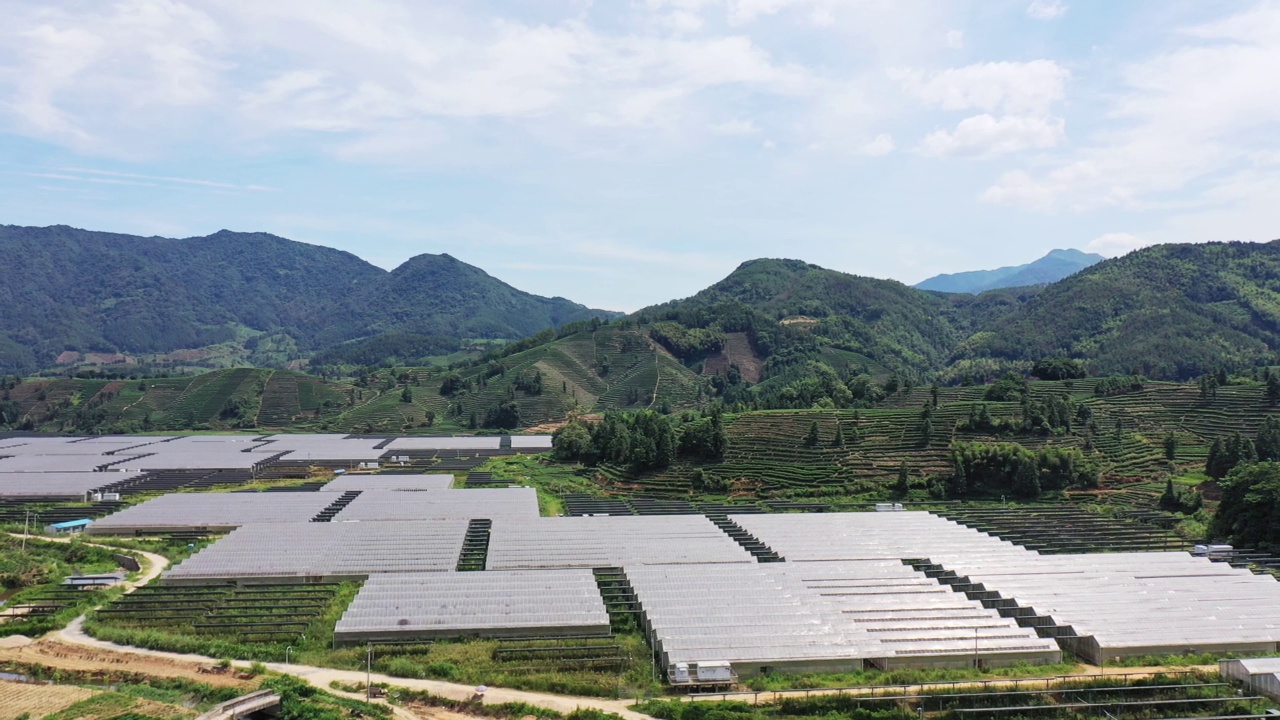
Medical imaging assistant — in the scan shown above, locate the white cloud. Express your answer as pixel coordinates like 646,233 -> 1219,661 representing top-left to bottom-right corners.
893,60 -> 1070,115
1026,0 -> 1068,21
920,114 -> 1064,157
0,1 -> 820,159
1086,233 -> 1150,256
984,4 -> 1280,212
945,30 -> 964,49
711,119 -> 761,136
860,133 -> 895,156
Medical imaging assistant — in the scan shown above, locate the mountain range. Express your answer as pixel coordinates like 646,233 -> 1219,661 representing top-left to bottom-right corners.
3,223 -> 1280,382
914,248 -> 1105,293
0,225 -> 618,374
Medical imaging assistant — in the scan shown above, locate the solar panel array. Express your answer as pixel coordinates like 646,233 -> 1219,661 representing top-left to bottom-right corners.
0,470 -> 140,499
487,515 -> 754,569
320,473 -> 455,492
628,561 -> 1060,674
334,569 -> 609,643
87,492 -> 335,534
163,519 -> 470,583
733,511 -> 1280,664
333,488 -> 540,520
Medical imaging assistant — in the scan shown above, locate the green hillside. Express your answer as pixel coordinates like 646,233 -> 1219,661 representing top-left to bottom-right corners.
0,225 -> 618,374
584,374 -> 1280,504
967,240 -> 1280,378
644,258 -> 973,373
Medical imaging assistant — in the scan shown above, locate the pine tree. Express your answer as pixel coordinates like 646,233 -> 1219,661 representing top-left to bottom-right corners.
1160,475 -> 1178,510
1163,432 -> 1177,462
895,461 -> 910,496
1012,457 -> 1041,499
1257,416 -> 1280,461
833,420 -> 845,448
1267,373 -> 1280,406
400,385 -> 412,403
1206,438 -> 1225,479
804,420 -> 821,448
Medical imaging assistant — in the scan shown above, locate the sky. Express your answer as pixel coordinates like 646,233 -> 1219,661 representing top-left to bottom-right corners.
2,1 -> 1280,312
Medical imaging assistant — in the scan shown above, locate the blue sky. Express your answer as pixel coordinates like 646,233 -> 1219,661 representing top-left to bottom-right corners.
2,1 -> 1279,311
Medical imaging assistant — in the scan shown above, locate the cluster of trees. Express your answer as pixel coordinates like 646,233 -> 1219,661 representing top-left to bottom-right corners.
1030,357 -> 1086,381
949,441 -> 1098,500
648,322 -> 725,360
513,370 -> 543,395
1211,462 -> 1280,551
552,408 -> 728,472
1093,375 -> 1145,397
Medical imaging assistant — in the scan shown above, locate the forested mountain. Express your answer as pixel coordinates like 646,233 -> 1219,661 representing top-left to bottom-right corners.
0,225 -> 618,373
6,224 -> 1280,383
963,241 -> 1280,378
915,249 -> 1104,293
643,258 -> 974,372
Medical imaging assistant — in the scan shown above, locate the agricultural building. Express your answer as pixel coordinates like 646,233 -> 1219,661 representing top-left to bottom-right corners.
87,492 -> 336,534
485,515 -> 754,569
162,519 -> 471,584
331,487 -> 539,521
0,471 -> 141,499
319,473 -> 454,492
44,518 -> 92,534
1221,657 -> 1280,701
333,569 -> 609,643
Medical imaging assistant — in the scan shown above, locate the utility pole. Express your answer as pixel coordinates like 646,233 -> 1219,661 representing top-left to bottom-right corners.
366,643 -> 372,700
21,511 -> 31,551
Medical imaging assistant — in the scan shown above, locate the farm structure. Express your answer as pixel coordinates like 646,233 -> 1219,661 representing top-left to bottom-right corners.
0,432 -> 551,472
318,472 -> 454,492
1222,657 -> 1280,701
628,561 -> 1061,678
120,500 -> 1280,680
333,569 -> 610,643
734,512 -> 1280,665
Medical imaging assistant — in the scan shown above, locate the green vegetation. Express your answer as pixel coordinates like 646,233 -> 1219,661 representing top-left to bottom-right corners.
86,579 -> 657,698
0,535 -> 127,637
635,671 -> 1260,720
1211,461 -> 1280,551
0,225 -> 616,375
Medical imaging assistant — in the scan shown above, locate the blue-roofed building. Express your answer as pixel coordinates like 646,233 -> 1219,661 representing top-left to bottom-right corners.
44,518 -> 92,535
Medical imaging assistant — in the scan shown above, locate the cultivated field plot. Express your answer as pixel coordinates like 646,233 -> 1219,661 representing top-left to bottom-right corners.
0,679 -> 96,720
0,640 -> 254,687
94,581 -> 348,645
646,671 -> 1273,720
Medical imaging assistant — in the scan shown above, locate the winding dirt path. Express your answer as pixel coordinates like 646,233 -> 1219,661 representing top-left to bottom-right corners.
7,531 -> 647,718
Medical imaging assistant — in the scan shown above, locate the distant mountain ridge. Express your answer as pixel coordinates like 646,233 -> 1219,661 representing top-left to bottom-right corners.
914,248 -> 1104,293
0,225 -> 619,373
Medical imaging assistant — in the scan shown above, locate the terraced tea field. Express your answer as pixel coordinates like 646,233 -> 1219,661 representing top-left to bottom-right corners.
596,379 -> 1280,500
